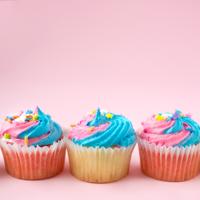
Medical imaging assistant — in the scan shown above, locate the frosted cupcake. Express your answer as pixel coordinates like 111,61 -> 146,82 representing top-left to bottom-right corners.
67,108 -> 136,183
137,110 -> 200,182
0,107 -> 66,180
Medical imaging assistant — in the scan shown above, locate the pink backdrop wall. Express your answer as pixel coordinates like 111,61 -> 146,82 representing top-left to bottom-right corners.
0,0 -> 200,199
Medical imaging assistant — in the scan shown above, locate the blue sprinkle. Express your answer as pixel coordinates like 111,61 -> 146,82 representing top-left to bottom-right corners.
172,110 -> 182,120
26,110 -> 33,114
7,116 -> 13,120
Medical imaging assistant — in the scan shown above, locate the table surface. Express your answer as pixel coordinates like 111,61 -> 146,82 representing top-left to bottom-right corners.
0,0 -> 200,199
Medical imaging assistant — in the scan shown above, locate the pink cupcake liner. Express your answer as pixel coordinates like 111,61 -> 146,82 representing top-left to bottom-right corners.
0,138 -> 66,180
138,138 -> 200,181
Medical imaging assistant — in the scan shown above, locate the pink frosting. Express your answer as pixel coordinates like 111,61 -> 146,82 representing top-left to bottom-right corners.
1,121 -> 38,137
68,114 -> 109,140
0,109 -> 49,146
139,115 -> 190,146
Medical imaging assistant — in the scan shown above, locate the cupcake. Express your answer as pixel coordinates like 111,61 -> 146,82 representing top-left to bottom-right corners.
0,107 -> 66,180
67,108 -> 136,183
137,110 -> 200,182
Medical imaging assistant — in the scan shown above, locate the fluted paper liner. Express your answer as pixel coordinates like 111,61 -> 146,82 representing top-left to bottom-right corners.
67,140 -> 135,183
138,138 -> 200,181
0,138 -> 66,180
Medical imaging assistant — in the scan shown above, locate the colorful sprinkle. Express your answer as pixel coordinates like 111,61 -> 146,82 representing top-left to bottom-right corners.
105,113 -> 113,119
26,115 -> 33,119
5,117 -> 12,123
26,110 -> 33,114
24,136 -> 29,146
155,114 -> 165,121
90,109 -> 96,115
88,126 -> 95,132
4,133 -> 11,139
33,114 -> 39,121
70,124 -> 76,128
12,115 -> 19,119
6,116 -> 13,121
172,110 -> 182,120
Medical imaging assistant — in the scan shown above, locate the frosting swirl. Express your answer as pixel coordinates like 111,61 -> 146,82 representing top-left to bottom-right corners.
0,107 -> 62,147
68,108 -> 136,148
139,110 -> 200,147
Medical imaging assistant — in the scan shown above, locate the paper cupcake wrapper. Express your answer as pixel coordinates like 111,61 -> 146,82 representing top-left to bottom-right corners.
0,138 -> 67,180
138,138 -> 200,181
67,140 -> 135,183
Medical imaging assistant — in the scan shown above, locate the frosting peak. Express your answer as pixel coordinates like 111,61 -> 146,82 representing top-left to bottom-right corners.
87,108 -> 112,127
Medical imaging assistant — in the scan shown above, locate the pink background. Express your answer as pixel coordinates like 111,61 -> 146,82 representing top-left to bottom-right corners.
0,0 -> 200,199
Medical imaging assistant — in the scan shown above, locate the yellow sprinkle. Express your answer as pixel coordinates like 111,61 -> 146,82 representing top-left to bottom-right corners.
4,133 -> 11,139
24,136 -> 29,146
33,114 -> 39,121
88,126 -> 95,132
105,113 -> 113,119
90,109 -> 96,115
155,114 -> 165,121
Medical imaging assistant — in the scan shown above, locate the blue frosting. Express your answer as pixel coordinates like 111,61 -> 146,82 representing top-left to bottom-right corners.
163,110 -> 200,147
18,107 -> 62,147
72,108 -> 136,148
87,108 -> 108,126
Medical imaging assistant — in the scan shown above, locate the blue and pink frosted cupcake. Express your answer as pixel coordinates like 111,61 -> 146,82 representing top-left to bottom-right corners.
67,108 -> 136,183
0,107 -> 66,180
137,110 -> 200,181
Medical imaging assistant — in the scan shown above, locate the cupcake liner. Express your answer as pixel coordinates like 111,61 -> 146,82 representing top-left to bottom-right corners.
138,138 -> 200,181
0,138 -> 67,180
67,140 -> 135,183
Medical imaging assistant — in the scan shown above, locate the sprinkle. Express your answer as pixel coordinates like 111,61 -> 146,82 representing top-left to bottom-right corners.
90,109 -> 96,115
155,114 -> 165,121
172,110 -> 182,120
70,124 -> 76,128
26,114 -> 33,119
88,126 -> 95,132
25,115 -> 33,122
4,133 -> 11,139
6,116 -> 13,121
26,110 -> 33,114
24,136 -> 29,146
105,113 -> 113,119
5,117 -> 12,123
32,114 -> 39,121
13,115 -> 19,119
